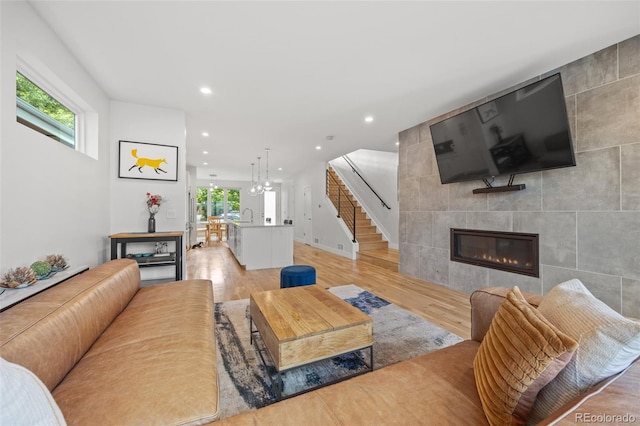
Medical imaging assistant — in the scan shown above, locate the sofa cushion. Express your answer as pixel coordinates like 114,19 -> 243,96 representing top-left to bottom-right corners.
474,286 -> 577,426
52,279 -> 219,425
0,357 -> 66,425
220,340 -> 489,425
530,279 -> 640,423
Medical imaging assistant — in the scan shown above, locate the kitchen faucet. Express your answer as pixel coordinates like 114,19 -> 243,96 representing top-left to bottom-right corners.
242,208 -> 254,223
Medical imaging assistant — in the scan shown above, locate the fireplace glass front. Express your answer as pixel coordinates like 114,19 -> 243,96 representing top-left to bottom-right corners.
450,229 -> 539,277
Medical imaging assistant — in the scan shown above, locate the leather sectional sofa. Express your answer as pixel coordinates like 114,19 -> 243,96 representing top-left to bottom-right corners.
0,259 -> 219,425
1,259 -> 638,425
219,286 -> 640,425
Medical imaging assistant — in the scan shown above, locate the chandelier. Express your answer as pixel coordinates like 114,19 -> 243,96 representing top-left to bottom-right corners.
248,149 -> 274,195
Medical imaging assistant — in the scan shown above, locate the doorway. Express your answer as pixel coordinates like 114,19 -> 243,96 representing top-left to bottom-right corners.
303,186 -> 312,245
264,190 -> 276,224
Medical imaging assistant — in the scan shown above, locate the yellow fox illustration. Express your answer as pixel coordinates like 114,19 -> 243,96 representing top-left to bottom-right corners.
128,149 -> 168,174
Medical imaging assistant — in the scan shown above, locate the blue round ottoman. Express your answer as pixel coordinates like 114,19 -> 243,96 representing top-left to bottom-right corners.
280,265 -> 316,288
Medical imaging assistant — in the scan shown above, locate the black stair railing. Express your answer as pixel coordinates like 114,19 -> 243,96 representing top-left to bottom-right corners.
342,155 -> 391,210
326,168 -> 357,243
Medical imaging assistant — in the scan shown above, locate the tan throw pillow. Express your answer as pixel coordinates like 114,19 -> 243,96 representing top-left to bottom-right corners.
473,286 -> 578,426
529,279 -> 640,423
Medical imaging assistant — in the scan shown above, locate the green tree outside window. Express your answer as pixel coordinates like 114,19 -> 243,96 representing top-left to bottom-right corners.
16,72 -> 75,129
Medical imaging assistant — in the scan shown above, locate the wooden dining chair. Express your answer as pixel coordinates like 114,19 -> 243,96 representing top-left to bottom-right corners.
207,216 -> 223,245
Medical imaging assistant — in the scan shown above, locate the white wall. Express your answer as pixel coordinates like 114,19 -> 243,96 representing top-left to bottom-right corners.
109,101 -> 186,279
293,161 -> 356,259
330,149 -> 399,248
0,1 -> 111,272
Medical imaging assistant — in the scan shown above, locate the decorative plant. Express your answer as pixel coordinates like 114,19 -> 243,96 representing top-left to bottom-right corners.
30,261 -> 52,278
146,193 -> 163,215
45,254 -> 68,271
1,267 -> 37,288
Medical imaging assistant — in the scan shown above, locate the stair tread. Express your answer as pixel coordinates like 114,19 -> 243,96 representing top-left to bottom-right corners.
358,248 -> 399,263
356,234 -> 382,242
358,241 -> 389,250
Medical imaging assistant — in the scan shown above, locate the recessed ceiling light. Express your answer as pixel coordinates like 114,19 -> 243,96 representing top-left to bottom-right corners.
200,87 -> 212,95
202,132 -> 209,137
395,141 -> 400,146
203,150 -> 208,154
316,146 -> 322,150
278,167 -> 282,171
203,162 -> 208,166
364,116 -> 374,123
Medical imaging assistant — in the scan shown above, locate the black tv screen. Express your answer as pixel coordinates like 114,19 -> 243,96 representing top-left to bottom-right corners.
429,74 -> 576,185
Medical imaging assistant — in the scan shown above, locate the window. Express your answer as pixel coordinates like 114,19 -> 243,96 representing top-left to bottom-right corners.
15,52 -> 99,159
196,187 -> 208,222
196,187 -> 241,222
16,71 -> 76,148
226,189 -> 240,220
210,188 -> 224,217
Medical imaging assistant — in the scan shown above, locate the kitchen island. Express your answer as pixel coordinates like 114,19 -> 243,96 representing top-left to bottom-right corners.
227,221 -> 294,270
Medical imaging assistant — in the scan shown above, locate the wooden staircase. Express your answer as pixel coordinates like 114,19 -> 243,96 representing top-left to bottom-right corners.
326,167 -> 399,271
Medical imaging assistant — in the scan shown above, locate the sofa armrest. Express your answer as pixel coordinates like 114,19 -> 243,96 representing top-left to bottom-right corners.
470,287 -> 543,342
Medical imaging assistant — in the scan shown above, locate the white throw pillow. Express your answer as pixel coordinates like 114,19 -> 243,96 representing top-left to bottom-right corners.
0,357 -> 67,425
529,279 -> 640,423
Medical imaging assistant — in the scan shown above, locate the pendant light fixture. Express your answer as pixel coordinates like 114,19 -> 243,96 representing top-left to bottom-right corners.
263,148 -> 272,191
248,163 -> 257,196
209,173 -> 218,190
255,156 -> 264,195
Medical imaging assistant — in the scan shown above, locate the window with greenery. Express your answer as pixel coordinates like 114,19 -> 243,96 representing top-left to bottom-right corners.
227,189 -> 240,214
196,187 -> 241,222
210,188 -> 224,216
196,187 -> 209,222
16,71 -> 76,147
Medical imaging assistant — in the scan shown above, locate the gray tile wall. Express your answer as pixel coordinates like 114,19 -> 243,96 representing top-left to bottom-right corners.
398,35 -> 640,318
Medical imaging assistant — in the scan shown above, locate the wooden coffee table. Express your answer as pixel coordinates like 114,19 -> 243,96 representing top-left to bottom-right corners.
249,285 -> 373,399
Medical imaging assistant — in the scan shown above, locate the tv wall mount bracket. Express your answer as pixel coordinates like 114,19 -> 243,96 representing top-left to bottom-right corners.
472,174 -> 526,194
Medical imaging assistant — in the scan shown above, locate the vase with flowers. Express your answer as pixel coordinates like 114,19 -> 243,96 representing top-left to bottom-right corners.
146,193 -> 163,233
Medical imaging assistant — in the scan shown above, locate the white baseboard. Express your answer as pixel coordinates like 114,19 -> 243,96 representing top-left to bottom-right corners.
294,237 -> 356,260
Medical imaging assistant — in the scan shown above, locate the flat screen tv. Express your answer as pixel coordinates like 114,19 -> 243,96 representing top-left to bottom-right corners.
429,73 -> 576,192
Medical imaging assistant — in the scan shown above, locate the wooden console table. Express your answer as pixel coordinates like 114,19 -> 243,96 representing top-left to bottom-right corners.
109,232 -> 183,281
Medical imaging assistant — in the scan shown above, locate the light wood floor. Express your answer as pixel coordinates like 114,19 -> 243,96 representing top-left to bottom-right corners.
186,241 -> 471,339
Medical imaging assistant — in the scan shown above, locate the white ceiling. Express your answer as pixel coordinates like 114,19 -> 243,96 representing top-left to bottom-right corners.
28,1 -> 639,183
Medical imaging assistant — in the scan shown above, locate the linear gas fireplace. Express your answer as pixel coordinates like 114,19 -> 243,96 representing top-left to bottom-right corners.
450,229 -> 539,277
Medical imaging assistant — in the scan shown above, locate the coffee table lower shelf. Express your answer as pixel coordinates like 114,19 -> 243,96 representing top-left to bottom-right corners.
249,322 -> 373,400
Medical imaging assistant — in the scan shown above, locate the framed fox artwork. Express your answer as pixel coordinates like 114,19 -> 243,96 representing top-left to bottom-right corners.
118,140 -> 179,182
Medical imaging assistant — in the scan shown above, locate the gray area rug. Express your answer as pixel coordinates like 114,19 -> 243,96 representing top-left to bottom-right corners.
214,284 -> 463,420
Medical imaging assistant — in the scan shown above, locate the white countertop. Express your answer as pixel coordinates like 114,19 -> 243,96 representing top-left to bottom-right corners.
229,221 -> 293,228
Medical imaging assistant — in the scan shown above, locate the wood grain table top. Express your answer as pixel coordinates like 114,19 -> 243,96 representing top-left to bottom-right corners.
250,285 -> 372,343
109,231 -> 183,239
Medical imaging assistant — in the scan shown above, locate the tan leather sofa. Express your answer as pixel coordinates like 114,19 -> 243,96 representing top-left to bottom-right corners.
2,261 -> 638,425
0,259 -> 219,425
219,287 -> 640,425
